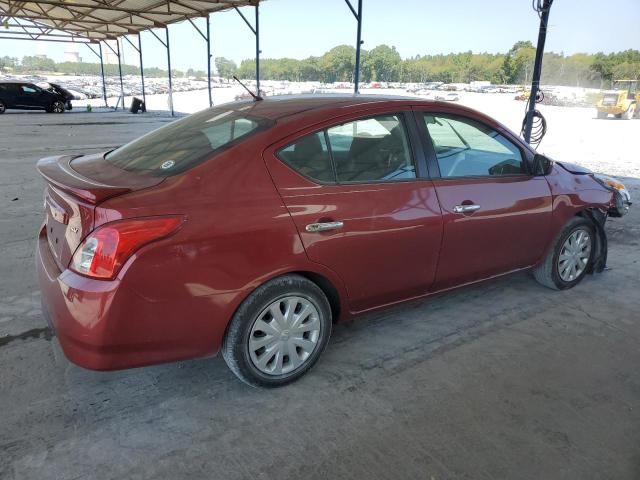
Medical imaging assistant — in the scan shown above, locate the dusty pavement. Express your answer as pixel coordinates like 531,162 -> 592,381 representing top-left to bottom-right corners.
1,109 -> 639,480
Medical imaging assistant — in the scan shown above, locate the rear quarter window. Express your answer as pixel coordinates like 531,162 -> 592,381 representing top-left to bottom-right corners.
106,108 -> 272,176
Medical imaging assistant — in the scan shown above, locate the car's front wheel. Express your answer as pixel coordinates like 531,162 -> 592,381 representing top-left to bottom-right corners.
0,100 -> 6,114
533,217 -> 595,290
222,274 -> 332,387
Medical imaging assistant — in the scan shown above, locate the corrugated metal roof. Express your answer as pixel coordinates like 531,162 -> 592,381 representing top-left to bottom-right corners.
0,0 -> 260,42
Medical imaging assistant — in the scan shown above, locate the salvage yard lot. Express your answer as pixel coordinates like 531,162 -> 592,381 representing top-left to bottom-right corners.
1,97 -> 639,480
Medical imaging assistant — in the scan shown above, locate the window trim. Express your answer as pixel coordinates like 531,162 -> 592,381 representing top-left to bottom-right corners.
414,111 -> 532,180
275,111 -> 423,186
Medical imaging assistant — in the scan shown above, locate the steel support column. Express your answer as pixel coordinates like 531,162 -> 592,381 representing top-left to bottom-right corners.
99,43 -> 107,107
166,27 -> 174,116
524,0 -> 553,144
188,16 -> 213,107
138,35 -> 146,110
344,0 -> 363,94
234,6 -> 260,97
86,42 -> 108,107
255,5 -> 260,96
116,40 -> 124,110
149,27 -> 174,116
207,16 -> 212,107
123,34 -> 147,112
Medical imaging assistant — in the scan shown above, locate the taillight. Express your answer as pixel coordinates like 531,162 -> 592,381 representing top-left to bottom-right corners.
69,216 -> 184,280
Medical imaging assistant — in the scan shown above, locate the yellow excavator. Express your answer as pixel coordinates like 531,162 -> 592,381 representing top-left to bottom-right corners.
596,80 -> 639,119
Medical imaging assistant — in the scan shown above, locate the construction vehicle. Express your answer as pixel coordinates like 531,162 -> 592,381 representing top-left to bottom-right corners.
596,80 -> 640,119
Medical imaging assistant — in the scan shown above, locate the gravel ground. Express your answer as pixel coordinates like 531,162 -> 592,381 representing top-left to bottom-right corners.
0,100 -> 639,480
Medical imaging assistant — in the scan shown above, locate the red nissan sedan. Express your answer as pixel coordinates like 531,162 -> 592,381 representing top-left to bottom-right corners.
36,96 -> 631,387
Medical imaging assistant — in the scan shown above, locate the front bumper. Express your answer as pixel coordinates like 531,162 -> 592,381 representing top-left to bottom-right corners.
36,228 -> 225,370
597,105 -> 625,115
609,188 -> 632,217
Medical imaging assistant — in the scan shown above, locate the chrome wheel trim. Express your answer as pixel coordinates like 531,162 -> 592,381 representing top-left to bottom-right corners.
558,228 -> 592,282
248,295 -> 321,376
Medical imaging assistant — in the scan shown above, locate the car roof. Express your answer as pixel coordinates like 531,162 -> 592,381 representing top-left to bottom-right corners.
229,94 -> 425,120
0,81 -> 34,85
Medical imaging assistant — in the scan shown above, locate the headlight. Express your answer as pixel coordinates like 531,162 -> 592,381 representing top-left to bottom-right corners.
593,174 -> 632,217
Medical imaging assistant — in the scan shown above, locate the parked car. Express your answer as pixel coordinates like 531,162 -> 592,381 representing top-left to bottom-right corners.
0,81 -> 67,113
435,92 -> 459,101
36,96 -> 631,387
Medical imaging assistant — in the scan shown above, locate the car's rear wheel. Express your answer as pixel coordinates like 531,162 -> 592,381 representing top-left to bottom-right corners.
0,101 -> 5,114
50,100 -> 65,113
533,217 -> 595,290
222,274 -> 332,387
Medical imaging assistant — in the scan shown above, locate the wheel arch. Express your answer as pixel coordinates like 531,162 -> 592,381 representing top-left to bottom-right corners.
293,271 -> 342,323
575,208 -> 608,273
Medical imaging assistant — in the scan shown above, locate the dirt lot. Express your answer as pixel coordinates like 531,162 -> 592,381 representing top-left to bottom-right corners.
1,104 -> 639,480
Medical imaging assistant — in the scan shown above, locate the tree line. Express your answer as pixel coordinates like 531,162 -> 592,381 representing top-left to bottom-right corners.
2,42 -> 639,88
232,42 -> 640,88
0,55 -> 204,79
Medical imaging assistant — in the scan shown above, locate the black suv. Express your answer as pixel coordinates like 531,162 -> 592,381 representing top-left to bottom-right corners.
0,81 -> 67,114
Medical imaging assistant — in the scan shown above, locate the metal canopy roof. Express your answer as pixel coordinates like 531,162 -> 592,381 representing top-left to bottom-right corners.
0,0 -> 259,42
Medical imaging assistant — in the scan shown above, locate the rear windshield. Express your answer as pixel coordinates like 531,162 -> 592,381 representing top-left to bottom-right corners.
105,107 -> 271,176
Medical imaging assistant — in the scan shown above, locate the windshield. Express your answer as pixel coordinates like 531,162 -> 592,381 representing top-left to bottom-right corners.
105,107 -> 271,176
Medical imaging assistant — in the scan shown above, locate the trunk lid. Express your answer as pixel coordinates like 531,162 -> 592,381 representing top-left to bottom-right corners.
38,153 -> 164,270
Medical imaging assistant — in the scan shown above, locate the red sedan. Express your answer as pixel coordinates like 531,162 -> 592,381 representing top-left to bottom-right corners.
36,96 -> 631,387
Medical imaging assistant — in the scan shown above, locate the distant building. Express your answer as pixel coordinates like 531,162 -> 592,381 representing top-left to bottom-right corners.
64,51 -> 82,63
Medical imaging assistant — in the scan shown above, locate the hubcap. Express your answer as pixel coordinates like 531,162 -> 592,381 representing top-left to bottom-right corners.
248,296 -> 321,376
558,228 -> 592,282
54,102 -> 63,112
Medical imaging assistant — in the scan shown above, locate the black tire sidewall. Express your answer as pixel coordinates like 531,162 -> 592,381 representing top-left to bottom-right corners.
550,220 -> 595,290
223,275 -> 332,387
0,101 -> 5,113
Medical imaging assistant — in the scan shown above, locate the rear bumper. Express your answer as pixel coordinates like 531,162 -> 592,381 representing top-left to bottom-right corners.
36,228 -> 226,370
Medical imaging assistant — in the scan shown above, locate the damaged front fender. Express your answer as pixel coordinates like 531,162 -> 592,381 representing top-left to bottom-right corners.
582,209 -> 608,274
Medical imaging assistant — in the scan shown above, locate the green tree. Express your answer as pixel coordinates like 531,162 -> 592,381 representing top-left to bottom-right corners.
320,45 -> 356,82
0,55 -> 18,71
21,55 -> 56,72
214,57 -> 237,79
362,45 -> 402,82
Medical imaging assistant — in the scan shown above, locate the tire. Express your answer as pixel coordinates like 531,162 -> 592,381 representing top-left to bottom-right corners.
222,274 -> 332,387
50,100 -> 65,113
533,217 -> 595,290
0,100 -> 5,114
596,110 -> 607,119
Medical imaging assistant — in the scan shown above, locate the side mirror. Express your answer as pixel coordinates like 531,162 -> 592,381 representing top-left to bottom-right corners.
533,153 -> 552,176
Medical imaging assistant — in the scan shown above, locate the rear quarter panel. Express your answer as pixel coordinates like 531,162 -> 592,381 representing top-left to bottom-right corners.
97,137 -> 350,355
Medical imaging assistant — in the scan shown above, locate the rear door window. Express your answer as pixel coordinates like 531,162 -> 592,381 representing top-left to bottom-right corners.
106,108 -> 271,176
327,115 -> 415,182
277,113 -> 416,184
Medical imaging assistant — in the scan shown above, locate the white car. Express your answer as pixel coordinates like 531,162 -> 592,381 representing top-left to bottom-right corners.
436,92 -> 459,101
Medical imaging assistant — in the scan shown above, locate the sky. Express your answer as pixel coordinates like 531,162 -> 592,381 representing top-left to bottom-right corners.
2,0 -> 639,71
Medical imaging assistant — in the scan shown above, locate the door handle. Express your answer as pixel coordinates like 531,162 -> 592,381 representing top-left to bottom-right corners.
305,221 -> 344,232
453,204 -> 481,214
